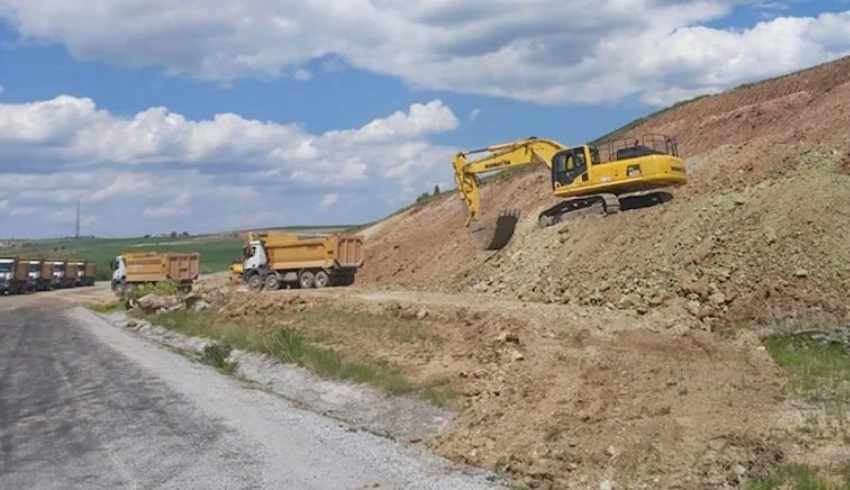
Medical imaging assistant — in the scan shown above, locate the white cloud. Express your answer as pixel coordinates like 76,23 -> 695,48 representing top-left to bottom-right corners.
294,68 -> 313,81
0,84 -> 4,95
0,95 -> 459,236
468,108 -> 481,122
319,193 -> 339,209
0,96 -> 457,185
143,191 -> 192,218
2,1 -> 850,105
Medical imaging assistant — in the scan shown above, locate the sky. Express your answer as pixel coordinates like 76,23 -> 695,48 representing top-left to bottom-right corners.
1,1 -> 849,238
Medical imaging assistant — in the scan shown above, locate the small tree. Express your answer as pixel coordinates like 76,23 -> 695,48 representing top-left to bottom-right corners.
433,184 -> 441,196
170,231 -> 178,238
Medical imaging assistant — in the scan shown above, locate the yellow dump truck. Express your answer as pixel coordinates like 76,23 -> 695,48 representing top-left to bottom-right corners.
0,257 -> 31,295
69,260 -> 97,287
111,252 -> 200,294
46,259 -> 68,289
234,232 -> 364,290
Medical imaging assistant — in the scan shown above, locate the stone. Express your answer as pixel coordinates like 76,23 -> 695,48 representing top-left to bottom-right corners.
192,300 -> 212,312
708,292 -> 727,306
733,196 -> 747,205
137,294 -> 180,314
617,293 -> 640,310
511,349 -> 525,362
764,227 -> 778,245
605,445 -> 618,457
794,269 -> 809,278
415,308 -> 429,320
600,480 -> 616,490
733,464 -> 747,477
686,300 -> 701,317
496,332 -> 520,344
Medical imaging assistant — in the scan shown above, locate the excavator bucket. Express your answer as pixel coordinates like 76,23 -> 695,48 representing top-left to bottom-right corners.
469,209 -> 520,250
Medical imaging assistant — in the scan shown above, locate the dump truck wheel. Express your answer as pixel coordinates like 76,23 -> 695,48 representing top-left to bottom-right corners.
264,273 -> 280,290
248,274 -> 264,291
299,271 -> 315,289
314,271 -> 330,289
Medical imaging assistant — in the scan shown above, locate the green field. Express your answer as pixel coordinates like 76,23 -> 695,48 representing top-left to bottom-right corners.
0,225 -> 366,281
1,235 -> 243,281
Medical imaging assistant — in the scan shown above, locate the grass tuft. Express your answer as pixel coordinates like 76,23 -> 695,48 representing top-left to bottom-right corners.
87,301 -> 125,313
746,464 -> 850,490
201,343 -> 238,374
764,333 -> 850,403
150,310 -> 419,397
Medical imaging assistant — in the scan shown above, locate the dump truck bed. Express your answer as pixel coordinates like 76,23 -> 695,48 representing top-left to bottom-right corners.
261,234 -> 364,271
123,252 -> 200,284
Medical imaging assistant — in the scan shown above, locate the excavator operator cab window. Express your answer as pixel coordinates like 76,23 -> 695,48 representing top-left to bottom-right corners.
589,146 -> 601,164
552,148 -> 588,188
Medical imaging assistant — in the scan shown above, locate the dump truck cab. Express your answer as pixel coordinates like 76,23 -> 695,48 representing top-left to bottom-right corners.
243,240 -> 269,272
0,258 -> 13,294
48,260 -> 67,289
26,259 -> 42,291
69,261 -> 86,287
111,256 -> 127,284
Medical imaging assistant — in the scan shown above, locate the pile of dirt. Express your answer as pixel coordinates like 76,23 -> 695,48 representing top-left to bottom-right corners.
358,56 -> 850,327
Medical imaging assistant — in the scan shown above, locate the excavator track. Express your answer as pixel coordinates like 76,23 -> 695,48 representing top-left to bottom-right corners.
537,193 -> 620,227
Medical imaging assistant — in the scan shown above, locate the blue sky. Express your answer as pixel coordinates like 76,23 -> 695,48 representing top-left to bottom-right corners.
1,1 -> 849,238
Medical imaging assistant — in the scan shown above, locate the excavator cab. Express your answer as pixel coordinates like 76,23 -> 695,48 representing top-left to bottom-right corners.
552,147 -> 590,188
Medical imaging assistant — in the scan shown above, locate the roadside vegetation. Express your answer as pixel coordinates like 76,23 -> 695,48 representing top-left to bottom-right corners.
754,327 -> 850,488
146,309 -> 458,408
746,464 -> 850,490
87,301 -> 125,314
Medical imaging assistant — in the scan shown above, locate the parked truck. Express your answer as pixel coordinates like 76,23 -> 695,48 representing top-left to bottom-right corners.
111,252 -> 200,295
37,260 -> 56,291
63,261 -> 81,288
234,232 -> 364,290
69,260 -> 97,287
0,257 -> 30,295
23,259 -> 45,292
46,259 -> 68,289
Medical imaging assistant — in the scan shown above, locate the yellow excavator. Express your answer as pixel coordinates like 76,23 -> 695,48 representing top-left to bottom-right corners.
453,134 -> 687,249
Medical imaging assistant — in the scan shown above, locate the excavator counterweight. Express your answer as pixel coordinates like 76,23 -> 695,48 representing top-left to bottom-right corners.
453,135 -> 687,250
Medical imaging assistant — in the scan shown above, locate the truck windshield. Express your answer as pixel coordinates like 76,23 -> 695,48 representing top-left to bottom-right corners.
0,263 -> 12,273
29,264 -> 40,273
54,264 -> 65,272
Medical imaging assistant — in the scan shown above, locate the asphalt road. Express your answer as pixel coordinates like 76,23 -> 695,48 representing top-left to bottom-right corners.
0,295 -> 499,489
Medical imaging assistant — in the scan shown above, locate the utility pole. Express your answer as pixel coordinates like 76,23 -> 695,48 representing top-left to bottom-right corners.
75,200 -> 81,239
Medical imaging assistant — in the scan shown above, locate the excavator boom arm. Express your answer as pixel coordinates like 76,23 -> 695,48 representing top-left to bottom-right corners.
453,138 -> 566,225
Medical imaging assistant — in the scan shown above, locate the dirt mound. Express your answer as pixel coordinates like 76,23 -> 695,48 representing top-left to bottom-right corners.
359,56 -> 850,326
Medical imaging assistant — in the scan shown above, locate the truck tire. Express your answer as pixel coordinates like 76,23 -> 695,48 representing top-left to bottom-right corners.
314,271 -> 330,289
299,271 -> 315,289
248,273 -> 264,291
264,273 -> 281,291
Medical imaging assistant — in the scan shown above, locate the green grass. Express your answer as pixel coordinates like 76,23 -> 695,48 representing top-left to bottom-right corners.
764,333 -> 850,402
87,301 -> 125,313
201,343 -> 239,375
150,310 -> 421,397
746,464 -> 850,490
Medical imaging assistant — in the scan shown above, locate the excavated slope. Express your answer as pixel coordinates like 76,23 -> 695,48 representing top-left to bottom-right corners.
359,56 -> 850,325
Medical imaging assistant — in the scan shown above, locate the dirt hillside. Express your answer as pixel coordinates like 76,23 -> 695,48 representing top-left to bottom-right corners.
358,56 -> 850,327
